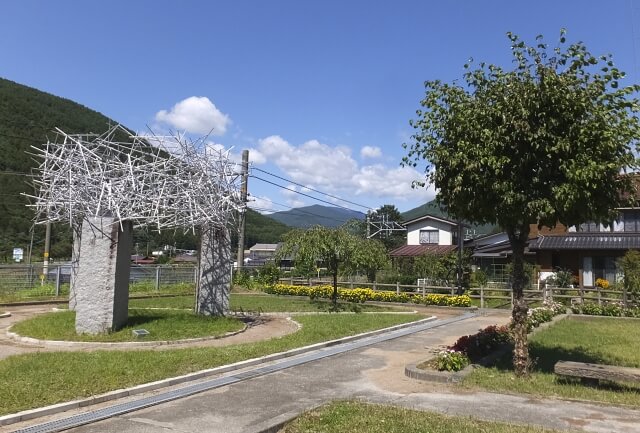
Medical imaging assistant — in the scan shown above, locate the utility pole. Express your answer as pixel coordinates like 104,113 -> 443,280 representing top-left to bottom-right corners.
42,222 -> 51,285
236,150 -> 249,271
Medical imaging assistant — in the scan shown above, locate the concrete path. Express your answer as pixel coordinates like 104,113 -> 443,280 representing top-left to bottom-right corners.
6,309 -> 639,433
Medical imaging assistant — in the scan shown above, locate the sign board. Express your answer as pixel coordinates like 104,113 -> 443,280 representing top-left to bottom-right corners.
13,248 -> 23,262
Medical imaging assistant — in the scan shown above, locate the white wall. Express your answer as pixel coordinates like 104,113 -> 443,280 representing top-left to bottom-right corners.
406,219 -> 455,245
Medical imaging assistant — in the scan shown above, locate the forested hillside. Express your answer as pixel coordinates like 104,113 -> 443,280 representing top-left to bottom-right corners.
0,78 -> 291,261
0,78 -> 135,261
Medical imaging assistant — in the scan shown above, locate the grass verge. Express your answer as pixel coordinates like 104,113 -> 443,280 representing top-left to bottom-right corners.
130,294 -> 404,312
10,309 -> 244,342
463,316 -> 640,406
281,401 -> 561,433
0,313 -> 421,415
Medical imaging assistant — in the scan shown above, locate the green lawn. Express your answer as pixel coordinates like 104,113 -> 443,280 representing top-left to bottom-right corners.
464,316 -> 640,406
281,401 -> 561,433
10,309 -> 244,342
0,313 -> 422,415
130,294 -> 403,312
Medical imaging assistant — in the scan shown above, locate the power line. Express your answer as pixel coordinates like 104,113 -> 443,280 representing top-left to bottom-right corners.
249,174 -> 367,214
251,166 -> 371,210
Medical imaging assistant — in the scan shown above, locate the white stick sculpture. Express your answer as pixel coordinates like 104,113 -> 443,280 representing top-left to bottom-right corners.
26,125 -> 244,332
28,125 -> 243,230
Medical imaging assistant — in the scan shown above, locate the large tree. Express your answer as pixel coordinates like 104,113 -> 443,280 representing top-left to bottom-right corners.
403,30 -> 640,376
277,226 -> 386,304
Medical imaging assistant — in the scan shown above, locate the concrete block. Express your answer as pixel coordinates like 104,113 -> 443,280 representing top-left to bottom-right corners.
196,226 -> 231,316
74,217 -> 132,334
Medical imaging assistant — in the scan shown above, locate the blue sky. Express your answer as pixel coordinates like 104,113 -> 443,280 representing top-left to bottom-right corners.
2,0 -> 640,214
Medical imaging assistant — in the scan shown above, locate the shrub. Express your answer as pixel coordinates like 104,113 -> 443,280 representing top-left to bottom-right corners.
572,301 -> 637,317
434,349 -> 470,372
449,324 -> 512,361
257,263 -> 280,287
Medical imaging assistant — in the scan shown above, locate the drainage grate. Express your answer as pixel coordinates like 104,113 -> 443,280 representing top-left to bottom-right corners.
14,312 -> 476,433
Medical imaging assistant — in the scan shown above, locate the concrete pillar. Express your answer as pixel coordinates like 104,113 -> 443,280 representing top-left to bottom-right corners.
74,217 -> 132,334
68,220 -> 82,311
196,225 -> 231,316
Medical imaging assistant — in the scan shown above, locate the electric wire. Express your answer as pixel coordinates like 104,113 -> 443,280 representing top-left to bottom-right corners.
247,196 -> 350,225
250,174 -> 368,214
251,166 -> 371,210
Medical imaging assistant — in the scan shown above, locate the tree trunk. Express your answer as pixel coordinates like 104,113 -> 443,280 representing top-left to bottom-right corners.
507,224 -> 530,377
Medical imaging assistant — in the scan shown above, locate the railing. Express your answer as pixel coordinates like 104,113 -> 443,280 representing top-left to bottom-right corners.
277,277 -> 637,309
0,264 -> 198,300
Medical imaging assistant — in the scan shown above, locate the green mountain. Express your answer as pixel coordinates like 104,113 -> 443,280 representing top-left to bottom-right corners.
235,209 -> 292,248
0,78 -> 135,261
0,78 -> 291,261
401,199 -> 499,238
269,204 -> 365,228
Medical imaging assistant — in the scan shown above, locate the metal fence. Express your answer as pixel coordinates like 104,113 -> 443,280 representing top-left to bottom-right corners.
0,264 -> 198,299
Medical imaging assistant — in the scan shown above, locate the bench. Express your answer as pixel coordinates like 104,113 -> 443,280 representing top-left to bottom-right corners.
554,360 -> 640,385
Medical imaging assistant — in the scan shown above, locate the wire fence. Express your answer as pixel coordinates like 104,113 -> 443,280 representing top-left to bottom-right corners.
0,264 -> 198,300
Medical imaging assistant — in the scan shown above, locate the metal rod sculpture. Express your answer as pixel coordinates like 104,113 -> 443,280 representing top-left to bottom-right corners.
27,125 -> 243,333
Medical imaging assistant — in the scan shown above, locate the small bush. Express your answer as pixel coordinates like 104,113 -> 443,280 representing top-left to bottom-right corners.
434,349 -> 470,372
449,324 -> 512,361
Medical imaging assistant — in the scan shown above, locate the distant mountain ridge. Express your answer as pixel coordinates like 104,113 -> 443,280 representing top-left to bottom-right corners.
268,204 -> 365,228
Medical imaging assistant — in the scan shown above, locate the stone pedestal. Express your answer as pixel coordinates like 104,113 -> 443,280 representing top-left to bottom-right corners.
196,226 -> 231,316
74,217 -> 132,334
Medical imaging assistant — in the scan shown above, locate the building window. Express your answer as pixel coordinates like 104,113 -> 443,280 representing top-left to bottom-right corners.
622,209 -> 640,232
419,229 -> 439,244
582,256 -> 616,286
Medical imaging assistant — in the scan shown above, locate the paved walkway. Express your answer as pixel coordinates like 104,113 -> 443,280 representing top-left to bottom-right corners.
5,309 -> 639,433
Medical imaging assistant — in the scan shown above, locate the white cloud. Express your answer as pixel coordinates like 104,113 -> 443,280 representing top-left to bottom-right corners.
360,145 -> 382,159
155,96 -> 231,135
248,147 -> 266,165
258,136 -> 358,189
352,164 -> 435,202
256,135 -> 435,205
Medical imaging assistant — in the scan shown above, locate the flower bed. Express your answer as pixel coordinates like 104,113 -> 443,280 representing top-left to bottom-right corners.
264,284 -> 471,307
571,301 -> 640,317
432,300 -> 565,372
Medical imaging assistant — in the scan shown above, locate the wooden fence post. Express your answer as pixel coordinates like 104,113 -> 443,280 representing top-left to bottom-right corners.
480,286 -> 484,309
396,281 -> 400,295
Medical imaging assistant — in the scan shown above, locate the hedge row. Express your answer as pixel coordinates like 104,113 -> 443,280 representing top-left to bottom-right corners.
264,284 -> 471,307
571,302 -> 640,317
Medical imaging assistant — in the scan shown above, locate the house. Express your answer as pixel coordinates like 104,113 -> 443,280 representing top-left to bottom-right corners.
246,243 -> 280,266
529,209 -> 640,287
389,214 -> 462,258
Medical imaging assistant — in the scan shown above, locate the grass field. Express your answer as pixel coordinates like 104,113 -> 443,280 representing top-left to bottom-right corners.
0,313 -> 422,415
463,316 -> 640,406
10,309 -> 244,342
129,294 -> 404,312
281,401 -> 561,433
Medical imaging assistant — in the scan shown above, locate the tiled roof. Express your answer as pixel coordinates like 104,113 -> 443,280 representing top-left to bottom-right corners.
529,233 -> 640,250
389,244 -> 457,257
